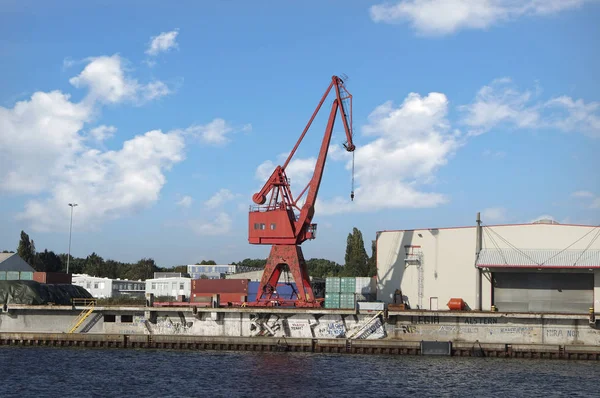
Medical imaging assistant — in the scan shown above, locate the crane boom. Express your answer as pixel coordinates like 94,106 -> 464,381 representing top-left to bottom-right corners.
247,76 -> 356,307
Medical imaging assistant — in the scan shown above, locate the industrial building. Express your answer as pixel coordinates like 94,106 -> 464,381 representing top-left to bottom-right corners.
72,274 -> 145,298
187,264 -> 259,279
376,218 -> 600,314
145,276 -> 191,299
0,253 -> 35,280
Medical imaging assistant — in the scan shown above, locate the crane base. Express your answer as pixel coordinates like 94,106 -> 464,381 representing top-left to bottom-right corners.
253,245 -> 322,308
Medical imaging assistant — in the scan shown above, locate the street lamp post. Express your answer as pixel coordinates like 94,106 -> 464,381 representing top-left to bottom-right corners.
67,203 -> 78,274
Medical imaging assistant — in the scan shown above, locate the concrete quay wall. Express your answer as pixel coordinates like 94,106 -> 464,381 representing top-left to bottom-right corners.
2,332 -> 600,360
2,306 -> 600,351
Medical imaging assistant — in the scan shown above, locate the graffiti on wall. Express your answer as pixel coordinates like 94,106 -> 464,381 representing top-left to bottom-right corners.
152,314 -> 193,335
247,313 -> 386,339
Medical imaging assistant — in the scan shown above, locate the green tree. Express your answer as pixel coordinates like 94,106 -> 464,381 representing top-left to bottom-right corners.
367,239 -> 377,277
17,230 -> 36,267
102,259 -> 120,279
58,254 -> 85,274
124,258 -> 158,280
306,258 -> 342,278
197,260 -> 217,265
35,249 -> 63,272
232,258 -> 266,268
343,227 -> 369,277
83,252 -> 105,277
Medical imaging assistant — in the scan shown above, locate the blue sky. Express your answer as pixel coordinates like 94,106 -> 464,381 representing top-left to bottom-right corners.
1,0 -> 599,267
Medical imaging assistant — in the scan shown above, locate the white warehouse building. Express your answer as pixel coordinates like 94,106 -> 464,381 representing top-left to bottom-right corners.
376,218 -> 600,314
72,274 -> 145,298
145,277 -> 191,299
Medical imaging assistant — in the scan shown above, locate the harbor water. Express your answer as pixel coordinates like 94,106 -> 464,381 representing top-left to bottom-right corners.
0,346 -> 597,397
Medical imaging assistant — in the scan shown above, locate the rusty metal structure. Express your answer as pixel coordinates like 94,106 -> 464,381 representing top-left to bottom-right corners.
248,75 -> 356,307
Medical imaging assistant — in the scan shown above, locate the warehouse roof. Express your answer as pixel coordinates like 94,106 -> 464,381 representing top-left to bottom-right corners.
476,248 -> 600,268
0,253 -> 36,272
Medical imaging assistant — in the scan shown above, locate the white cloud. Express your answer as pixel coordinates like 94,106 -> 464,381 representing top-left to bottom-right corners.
142,81 -> 171,101
318,92 -> 460,214
460,78 -> 600,138
544,96 -> 600,138
482,207 -> 507,222
0,91 -> 90,194
189,212 -> 232,236
369,0 -> 590,36
482,149 -> 506,158
69,55 -> 170,104
572,190 -> 594,198
88,125 -> 117,142
17,130 -> 185,232
176,195 -> 193,208
146,29 -> 179,56
0,56 -> 185,231
186,118 -> 238,145
204,189 -> 236,209
571,191 -> 600,209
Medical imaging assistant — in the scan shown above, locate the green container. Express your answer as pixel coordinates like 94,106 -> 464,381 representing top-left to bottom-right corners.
0,271 -> 5,280
325,292 -> 340,309
19,271 -> 33,280
340,293 -> 356,309
6,271 -> 20,280
325,277 -> 341,293
340,277 -> 356,293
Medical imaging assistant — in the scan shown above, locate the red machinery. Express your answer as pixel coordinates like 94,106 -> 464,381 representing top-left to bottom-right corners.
248,75 -> 356,307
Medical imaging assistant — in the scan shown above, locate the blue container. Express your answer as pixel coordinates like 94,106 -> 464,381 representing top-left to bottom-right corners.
248,281 -> 297,300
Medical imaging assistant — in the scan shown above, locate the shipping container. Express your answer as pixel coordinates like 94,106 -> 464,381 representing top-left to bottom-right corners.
191,279 -> 249,294
325,277 -> 341,293
6,271 -> 20,280
191,292 -> 247,305
0,271 -> 5,280
340,292 -> 356,309
33,272 -> 72,284
248,281 -> 298,301
325,292 -> 340,309
19,271 -> 33,281
355,277 -> 376,295
340,277 -> 356,293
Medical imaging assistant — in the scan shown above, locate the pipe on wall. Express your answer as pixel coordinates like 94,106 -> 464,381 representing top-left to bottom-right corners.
475,212 -> 483,311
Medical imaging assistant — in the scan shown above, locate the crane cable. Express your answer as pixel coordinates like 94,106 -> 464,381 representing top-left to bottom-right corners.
351,151 -> 355,201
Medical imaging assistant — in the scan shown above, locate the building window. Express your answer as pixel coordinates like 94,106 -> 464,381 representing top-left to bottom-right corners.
86,282 -> 91,288
270,223 -> 276,230
99,282 -> 105,289
104,314 -> 116,323
151,283 -> 156,289
121,315 -> 133,323
94,282 -> 98,289
180,283 -> 184,290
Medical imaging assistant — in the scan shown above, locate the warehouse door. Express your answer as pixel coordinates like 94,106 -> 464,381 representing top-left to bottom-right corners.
493,272 -> 593,313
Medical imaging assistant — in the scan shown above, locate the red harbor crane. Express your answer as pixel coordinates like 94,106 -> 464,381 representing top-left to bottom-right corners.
248,75 -> 356,307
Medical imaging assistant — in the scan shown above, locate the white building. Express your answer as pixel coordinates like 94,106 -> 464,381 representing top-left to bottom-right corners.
376,219 -> 600,314
72,274 -> 145,298
187,264 -> 259,279
145,277 -> 191,299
